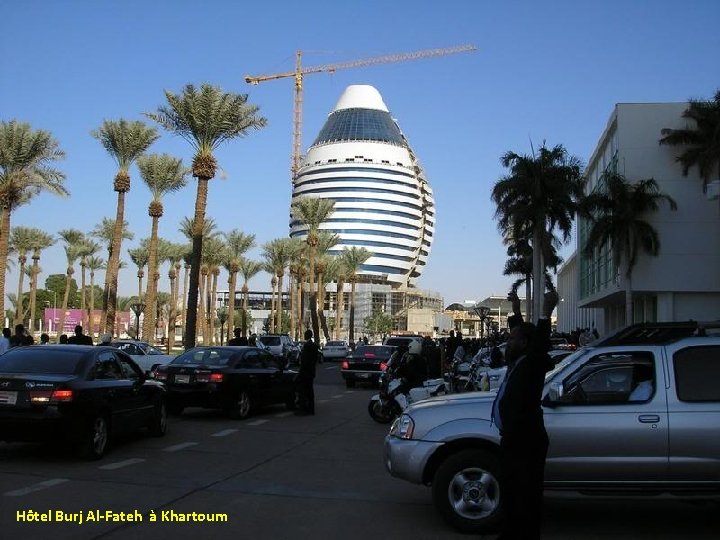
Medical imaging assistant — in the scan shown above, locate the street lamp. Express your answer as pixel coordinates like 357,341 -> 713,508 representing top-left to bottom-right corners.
217,307 -> 228,345
129,302 -> 146,340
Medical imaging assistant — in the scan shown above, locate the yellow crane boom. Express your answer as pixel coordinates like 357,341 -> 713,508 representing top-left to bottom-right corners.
245,44 -> 477,182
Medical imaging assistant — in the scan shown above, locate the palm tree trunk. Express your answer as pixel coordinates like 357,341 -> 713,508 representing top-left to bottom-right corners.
29,257 -> 40,333
0,208 -> 12,319
89,271 -> 96,334
14,256 -> 26,326
227,272 -> 238,344
197,271 -> 207,344
349,279 -> 357,343
184,177 -> 210,349
56,269 -> 73,341
104,191 -> 126,335
276,273 -> 284,333
143,216 -> 160,340
80,263 -> 88,331
532,229 -> 544,324
270,276 -> 277,333
242,283 -> 249,337
209,271 -> 218,344
336,278 -> 345,340
167,269 -> 178,353
289,273 -> 296,340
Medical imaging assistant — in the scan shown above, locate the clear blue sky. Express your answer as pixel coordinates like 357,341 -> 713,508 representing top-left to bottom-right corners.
2,0 -> 719,305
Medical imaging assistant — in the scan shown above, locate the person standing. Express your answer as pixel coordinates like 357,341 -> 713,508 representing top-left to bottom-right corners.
295,329 -> 318,416
0,328 -> 10,354
10,324 -> 34,347
67,325 -> 93,345
493,290 -> 557,540
40,333 -> 50,345
228,328 -> 248,346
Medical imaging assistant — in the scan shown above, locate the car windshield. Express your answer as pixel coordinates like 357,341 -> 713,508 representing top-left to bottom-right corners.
258,336 -> 281,346
171,348 -> 239,366
544,348 -> 589,383
0,349 -> 86,374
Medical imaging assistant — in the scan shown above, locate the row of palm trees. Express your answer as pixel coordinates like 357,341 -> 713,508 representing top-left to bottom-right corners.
492,89 -> 719,325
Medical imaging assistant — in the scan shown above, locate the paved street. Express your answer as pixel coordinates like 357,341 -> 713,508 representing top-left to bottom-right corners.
1,363 -> 718,540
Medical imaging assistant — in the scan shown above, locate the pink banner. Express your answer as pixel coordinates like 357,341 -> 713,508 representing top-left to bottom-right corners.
44,308 -> 131,335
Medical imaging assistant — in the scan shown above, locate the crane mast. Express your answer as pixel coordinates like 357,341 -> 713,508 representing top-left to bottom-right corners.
245,44 -> 477,182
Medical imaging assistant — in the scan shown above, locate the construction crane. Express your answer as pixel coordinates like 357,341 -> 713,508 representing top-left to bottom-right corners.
245,44 -> 477,182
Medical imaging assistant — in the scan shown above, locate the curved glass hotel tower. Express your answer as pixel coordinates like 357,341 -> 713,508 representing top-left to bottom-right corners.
290,85 -> 435,288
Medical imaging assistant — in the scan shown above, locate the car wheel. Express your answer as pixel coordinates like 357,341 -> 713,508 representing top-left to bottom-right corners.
431,449 -> 502,534
228,390 -> 252,419
345,379 -> 356,389
149,399 -> 168,437
79,413 -> 110,460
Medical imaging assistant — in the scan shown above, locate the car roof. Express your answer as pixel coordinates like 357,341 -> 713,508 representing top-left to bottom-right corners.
596,321 -> 720,346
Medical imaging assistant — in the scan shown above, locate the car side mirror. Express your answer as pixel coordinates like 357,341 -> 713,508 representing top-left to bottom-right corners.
543,382 -> 564,408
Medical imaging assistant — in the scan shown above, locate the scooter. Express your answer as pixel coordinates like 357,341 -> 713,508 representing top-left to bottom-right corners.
368,368 -> 447,424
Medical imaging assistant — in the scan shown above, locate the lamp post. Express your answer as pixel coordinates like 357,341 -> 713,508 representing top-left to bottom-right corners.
217,307 -> 228,345
129,302 -> 146,340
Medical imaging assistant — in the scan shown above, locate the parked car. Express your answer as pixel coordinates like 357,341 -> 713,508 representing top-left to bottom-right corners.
341,345 -> 396,388
550,336 -> 576,351
256,334 -> 299,365
383,335 -> 424,349
153,346 -> 298,419
107,340 -> 174,374
0,345 -> 167,460
384,321 -> 720,534
321,340 -> 350,361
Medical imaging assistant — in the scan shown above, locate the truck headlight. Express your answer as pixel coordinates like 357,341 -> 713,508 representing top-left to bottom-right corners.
390,414 -> 415,439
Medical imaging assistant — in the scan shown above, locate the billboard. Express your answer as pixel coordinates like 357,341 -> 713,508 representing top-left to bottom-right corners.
43,308 -> 131,336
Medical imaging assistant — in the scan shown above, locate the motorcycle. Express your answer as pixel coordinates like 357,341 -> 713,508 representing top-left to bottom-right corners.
368,360 -> 447,424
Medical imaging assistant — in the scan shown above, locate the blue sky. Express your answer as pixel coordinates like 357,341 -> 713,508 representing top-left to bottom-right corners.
2,0 -> 719,305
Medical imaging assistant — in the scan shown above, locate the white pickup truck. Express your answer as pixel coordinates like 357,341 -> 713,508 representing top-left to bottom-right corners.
384,322 -> 720,533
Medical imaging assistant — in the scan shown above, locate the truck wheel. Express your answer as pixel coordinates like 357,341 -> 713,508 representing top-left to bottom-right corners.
431,449 -> 502,534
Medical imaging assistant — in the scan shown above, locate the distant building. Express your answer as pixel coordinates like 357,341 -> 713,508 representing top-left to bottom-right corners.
561,102 -> 720,334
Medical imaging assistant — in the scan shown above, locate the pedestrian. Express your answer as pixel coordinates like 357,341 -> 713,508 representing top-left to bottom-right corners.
492,289 -> 557,540
0,328 -> 10,354
59,334 -> 68,344
228,327 -> 248,346
40,333 -> 50,345
10,324 -> 34,347
295,329 -> 318,416
67,325 -> 93,345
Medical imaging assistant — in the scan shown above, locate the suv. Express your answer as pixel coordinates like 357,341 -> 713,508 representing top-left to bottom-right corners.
256,334 -> 299,365
383,321 -> 720,533
383,335 -> 424,349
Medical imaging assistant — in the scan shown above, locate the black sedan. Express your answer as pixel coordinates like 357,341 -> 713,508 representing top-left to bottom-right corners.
340,345 -> 396,388
0,345 -> 167,460
153,346 -> 298,419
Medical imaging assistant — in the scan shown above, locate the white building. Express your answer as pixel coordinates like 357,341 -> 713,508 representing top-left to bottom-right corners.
290,85 -> 435,287
561,102 -> 720,334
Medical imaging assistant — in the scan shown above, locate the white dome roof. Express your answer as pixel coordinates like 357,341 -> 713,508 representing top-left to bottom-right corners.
331,85 -> 389,113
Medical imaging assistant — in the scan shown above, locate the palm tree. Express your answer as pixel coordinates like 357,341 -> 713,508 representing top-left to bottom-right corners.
492,144 -> 584,322
582,172 -> 677,325
91,119 -> 158,334
27,229 -> 55,333
164,242 -> 186,352
202,236 -> 226,344
0,120 -> 67,317
286,238 -> 307,340
263,238 -> 294,334
239,258 -> 263,338
315,231 -> 340,341
340,247 -> 372,343
147,83 -> 267,348
128,247 -> 149,302
91,217 -> 135,260
56,229 -> 84,340
334,256 -> 347,341
86,255 -> 105,333
291,196 -> 336,342
9,226 -> 36,326
77,238 -> 101,332
222,230 -> 256,342
659,90 -> 720,193
137,153 -> 189,340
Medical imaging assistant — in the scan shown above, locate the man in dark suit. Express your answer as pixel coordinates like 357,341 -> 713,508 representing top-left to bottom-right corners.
67,325 -> 93,345
227,327 -> 248,346
295,329 -> 318,415
493,290 -> 557,540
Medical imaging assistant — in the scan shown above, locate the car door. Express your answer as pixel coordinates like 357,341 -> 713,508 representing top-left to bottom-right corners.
116,351 -> 155,428
238,350 -> 272,404
261,351 -> 291,404
543,347 -> 669,484
665,343 -> 720,482
91,350 -> 137,432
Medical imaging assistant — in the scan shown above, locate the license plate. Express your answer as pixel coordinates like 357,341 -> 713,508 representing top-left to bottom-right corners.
357,373 -> 371,379
174,374 -> 190,384
0,391 -> 18,405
